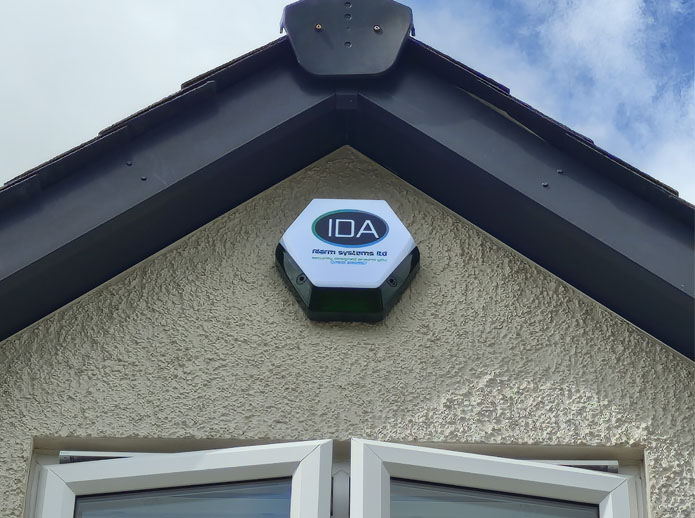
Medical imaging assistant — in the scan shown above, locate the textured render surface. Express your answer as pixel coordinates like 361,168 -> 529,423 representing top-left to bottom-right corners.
0,147 -> 693,517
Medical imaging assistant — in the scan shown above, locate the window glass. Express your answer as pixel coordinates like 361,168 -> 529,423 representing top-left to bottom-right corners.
391,479 -> 599,518
74,478 -> 291,518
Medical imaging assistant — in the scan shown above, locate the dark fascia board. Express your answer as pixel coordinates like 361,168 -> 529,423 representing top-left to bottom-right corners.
0,38 -> 692,359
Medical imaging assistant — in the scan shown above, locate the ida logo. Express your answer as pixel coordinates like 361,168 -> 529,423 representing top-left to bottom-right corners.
312,210 -> 389,247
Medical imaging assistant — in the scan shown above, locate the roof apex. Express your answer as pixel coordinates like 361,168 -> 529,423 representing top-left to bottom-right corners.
0,36 -> 692,358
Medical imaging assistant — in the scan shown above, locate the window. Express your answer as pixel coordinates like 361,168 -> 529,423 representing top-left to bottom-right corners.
32,439 -> 638,517
74,479 -> 292,518
33,440 -> 332,518
350,440 -> 636,518
391,479 -> 599,517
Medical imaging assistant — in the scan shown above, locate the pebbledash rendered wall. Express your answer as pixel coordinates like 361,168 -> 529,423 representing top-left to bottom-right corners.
0,147 -> 693,517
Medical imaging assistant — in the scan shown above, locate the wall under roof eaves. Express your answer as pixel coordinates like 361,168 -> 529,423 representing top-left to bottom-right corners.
1,149 -> 693,518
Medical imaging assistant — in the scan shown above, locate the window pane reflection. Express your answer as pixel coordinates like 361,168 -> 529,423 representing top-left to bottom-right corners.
391,479 -> 598,518
74,478 -> 291,518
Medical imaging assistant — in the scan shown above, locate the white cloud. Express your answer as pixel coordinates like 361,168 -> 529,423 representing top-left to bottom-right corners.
0,1 -> 288,183
410,0 -> 694,202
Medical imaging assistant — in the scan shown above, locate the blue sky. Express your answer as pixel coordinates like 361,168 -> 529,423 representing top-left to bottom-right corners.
408,0 -> 694,201
1,0 -> 693,201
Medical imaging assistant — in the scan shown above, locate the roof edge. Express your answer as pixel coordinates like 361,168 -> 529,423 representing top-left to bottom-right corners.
0,38 -> 291,208
406,39 -> 693,222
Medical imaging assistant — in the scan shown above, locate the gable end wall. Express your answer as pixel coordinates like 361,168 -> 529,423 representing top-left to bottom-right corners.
1,147 -> 693,517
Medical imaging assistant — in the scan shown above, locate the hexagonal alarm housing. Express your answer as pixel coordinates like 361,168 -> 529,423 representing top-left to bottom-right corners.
276,199 -> 419,321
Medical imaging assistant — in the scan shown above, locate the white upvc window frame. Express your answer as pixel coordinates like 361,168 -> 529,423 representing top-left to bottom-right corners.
350,439 -> 636,518
34,439 -> 332,518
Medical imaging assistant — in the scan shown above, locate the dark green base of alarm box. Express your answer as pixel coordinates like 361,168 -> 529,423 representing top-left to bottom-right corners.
275,244 -> 420,322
